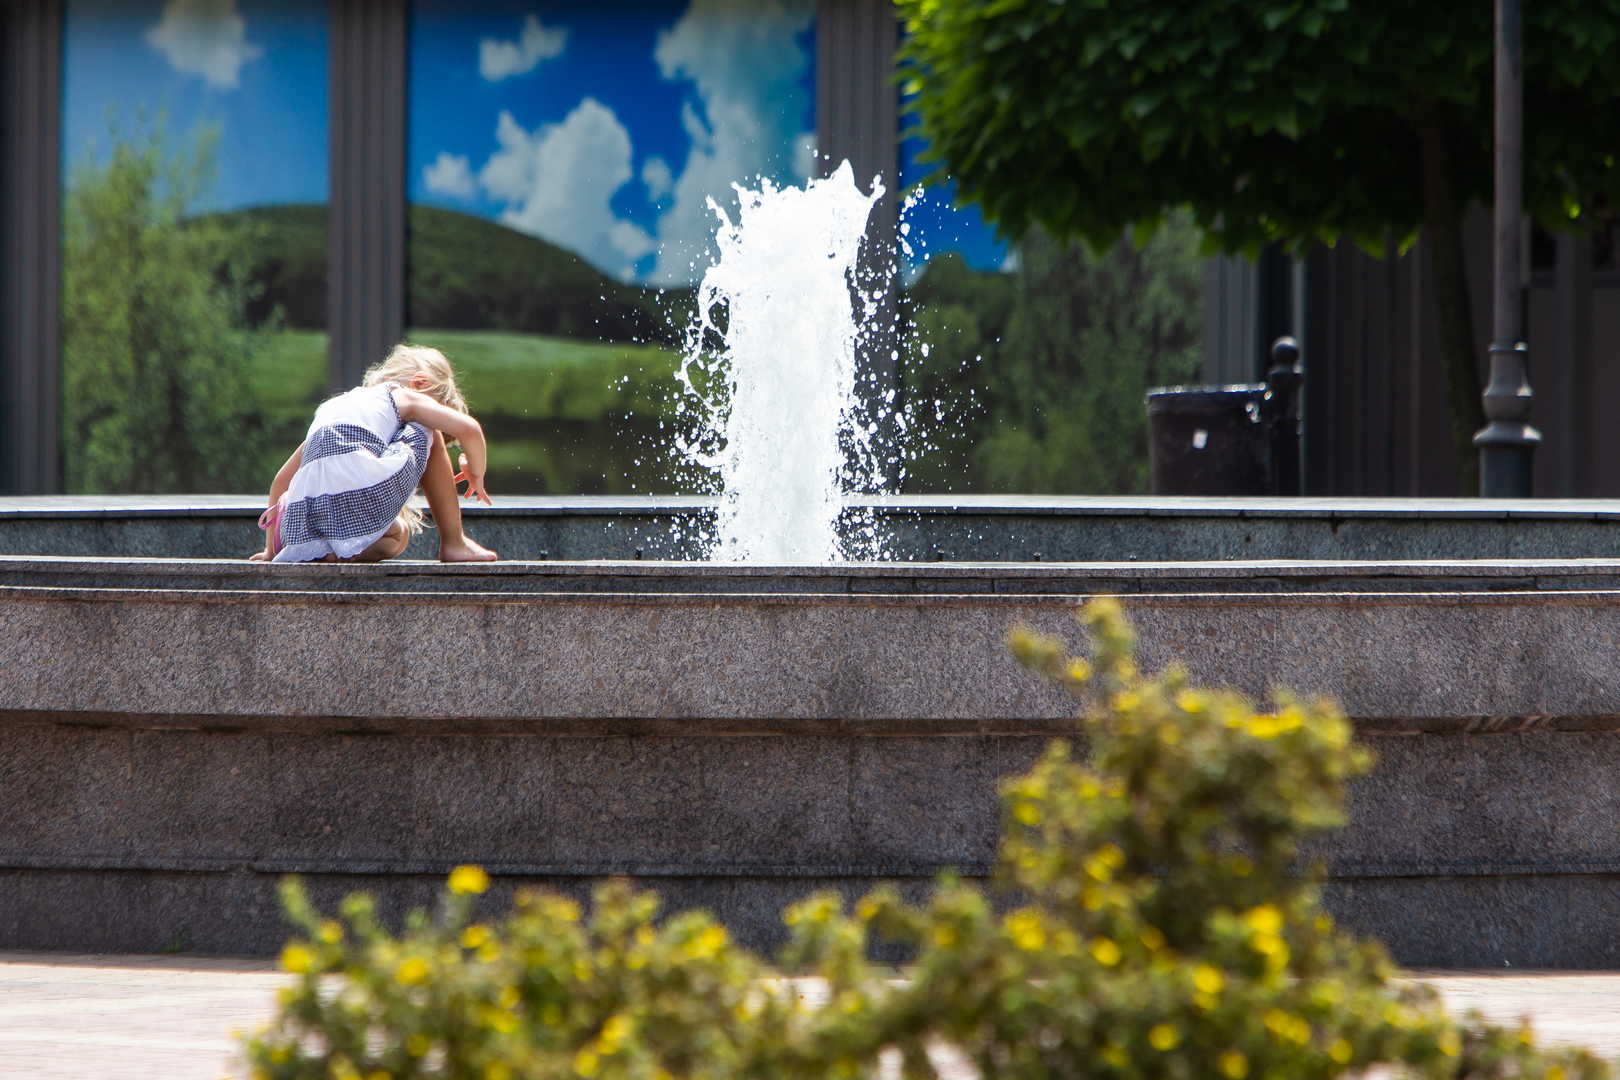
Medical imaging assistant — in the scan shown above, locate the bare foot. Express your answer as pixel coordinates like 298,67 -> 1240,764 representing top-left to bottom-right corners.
439,536 -> 498,563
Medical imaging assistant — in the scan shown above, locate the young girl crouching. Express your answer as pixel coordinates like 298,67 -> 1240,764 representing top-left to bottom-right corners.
253,344 -> 498,563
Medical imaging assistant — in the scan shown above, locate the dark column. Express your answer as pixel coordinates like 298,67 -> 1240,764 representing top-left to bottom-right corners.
1474,0 -> 1539,495
817,0 -> 901,486
0,0 -> 63,494
328,0 -> 408,392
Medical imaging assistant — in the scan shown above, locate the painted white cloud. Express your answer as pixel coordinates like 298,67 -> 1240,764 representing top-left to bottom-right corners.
423,152 -> 476,201
792,132 -> 818,182
145,0 -> 263,90
641,156 -> 673,203
649,0 -> 815,285
479,14 -> 568,82
478,102 -> 654,280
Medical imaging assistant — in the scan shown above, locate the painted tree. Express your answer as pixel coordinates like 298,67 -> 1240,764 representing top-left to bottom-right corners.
62,122 -> 272,493
896,0 -> 1620,490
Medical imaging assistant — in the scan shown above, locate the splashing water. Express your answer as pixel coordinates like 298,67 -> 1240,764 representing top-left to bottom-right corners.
675,161 -> 885,563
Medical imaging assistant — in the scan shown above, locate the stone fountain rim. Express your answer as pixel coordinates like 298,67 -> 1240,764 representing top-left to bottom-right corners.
11,493 -> 1620,521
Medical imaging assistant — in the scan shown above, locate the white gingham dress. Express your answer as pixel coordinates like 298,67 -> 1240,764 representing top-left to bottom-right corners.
271,384 -> 432,563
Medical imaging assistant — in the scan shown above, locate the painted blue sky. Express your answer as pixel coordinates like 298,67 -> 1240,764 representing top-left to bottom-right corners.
898,115 -> 1012,278
61,1 -> 1000,285
62,0 -> 328,212
408,0 -> 816,286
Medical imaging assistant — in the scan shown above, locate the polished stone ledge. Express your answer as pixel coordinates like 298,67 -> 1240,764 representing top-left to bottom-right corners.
12,495 -> 1620,561
5,557 -> 1620,731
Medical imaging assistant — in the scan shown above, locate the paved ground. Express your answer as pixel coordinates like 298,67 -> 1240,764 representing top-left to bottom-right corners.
6,953 -> 1620,1079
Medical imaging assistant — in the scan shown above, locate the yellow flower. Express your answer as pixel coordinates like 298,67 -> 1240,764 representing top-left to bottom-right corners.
1329,1038 -> 1353,1064
395,957 -> 430,987
483,1065 -> 512,1080
317,921 -> 343,945
1113,691 -> 1141,712
1246,714 -> 1285,739
1100,1045 -> 1128,1069
279,944 -> 314,975
933,925 -> 957,948
1157,723 -> 1182,746
369,1072 -> 394,1080
482,1006 -> 518,1034
461,924 -> 492,950
1138,925 -> 1165,951
1065,658 -> 1092,682
1243,905 -> 1283,936
1218,1049 -> 1248,1078
687,925 -> 727,959
1192,964 -> 1224,995
1175,690 -> 1205,713
448,865 -> 490,895
1253,933 -> 1290,970
406,1034 -> 431,1058
1438,1030 -> 1461,1057
1090,938 -> 1121,967
1263,1009 -> 1310,1044
1148,1023 -> 1180,1051
1548,1067 -> 1568,1080
573,1047 -> 600,1078
1005,910 -> 1046,952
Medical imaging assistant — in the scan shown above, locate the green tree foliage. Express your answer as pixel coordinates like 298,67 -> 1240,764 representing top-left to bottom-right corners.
247,600 -> 1605,1078
896,0 -> 1620,491
62,122 -> 273,492
901,215 -> 1202,493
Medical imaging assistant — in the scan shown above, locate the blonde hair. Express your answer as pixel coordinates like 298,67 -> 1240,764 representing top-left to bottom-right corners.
363,343 -> 468,414
363,343 -> 470,540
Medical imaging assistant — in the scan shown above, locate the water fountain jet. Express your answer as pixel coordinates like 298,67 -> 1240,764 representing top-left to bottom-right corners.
676,161 -> 884,564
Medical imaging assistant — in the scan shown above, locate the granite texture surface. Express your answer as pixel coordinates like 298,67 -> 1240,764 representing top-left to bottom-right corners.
9,710 -> 1620,964
10,546 -> 1620,964
6,566 -> 1620,728
11,494 -> 1620,561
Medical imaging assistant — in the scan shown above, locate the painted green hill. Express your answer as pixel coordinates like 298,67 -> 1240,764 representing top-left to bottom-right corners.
208,203 -> 691,345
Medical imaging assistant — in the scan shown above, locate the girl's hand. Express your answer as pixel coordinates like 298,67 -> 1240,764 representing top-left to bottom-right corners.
452,453 -> 493,505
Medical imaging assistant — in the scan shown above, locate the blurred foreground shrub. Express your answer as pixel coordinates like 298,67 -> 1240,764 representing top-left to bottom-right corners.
244,600 -> 1608,1079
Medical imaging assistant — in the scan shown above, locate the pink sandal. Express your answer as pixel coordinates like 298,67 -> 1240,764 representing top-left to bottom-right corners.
258,495 -> 289,558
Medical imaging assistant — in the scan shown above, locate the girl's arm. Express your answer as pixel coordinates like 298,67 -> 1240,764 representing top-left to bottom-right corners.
393,388 -> 492,505
256,440 -> 304,558
268,441 -> 305,507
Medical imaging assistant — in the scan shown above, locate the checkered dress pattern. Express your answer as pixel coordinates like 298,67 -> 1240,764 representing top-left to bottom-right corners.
271,385 -> 433,563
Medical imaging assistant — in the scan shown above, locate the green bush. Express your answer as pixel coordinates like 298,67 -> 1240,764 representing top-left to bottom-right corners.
244,600 -> 1609,1079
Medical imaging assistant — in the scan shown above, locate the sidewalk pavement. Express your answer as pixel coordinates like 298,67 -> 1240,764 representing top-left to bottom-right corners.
5,952 -> 1620,1079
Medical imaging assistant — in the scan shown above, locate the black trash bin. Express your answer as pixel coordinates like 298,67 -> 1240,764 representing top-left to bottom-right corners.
1146,384 -> 1271,496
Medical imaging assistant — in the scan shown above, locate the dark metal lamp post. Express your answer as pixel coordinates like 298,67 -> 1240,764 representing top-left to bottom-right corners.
1474,0 -> 1541,495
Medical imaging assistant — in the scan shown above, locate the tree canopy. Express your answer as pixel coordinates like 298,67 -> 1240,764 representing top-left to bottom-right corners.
897,0 -> 1620,488
897,0 -> 1620,253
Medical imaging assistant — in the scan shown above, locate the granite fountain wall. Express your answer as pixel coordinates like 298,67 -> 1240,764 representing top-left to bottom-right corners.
7,497 -> 1620,965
